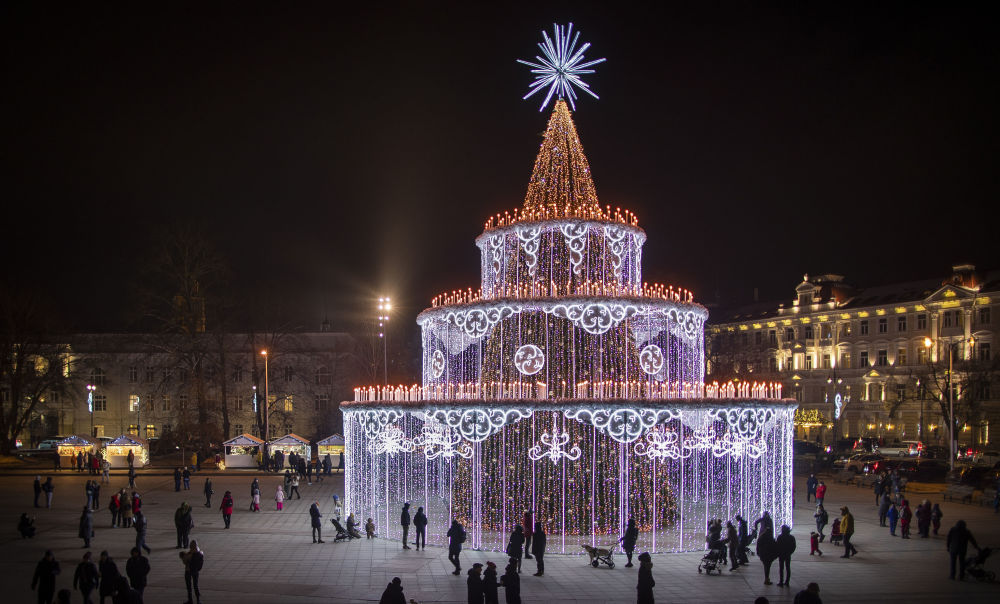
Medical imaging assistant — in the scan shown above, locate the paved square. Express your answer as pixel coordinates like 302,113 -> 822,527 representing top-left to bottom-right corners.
2,467 -> 997,603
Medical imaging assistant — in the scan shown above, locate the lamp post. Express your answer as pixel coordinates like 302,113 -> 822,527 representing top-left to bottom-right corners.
377,297 -> 391,387
260,350 -> 269,442
924,335 -> 975,471
86,384 -> 96,438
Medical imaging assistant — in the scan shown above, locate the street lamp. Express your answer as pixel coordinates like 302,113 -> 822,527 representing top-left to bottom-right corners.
377,297 -> 392,387
924,335 -> 975,470
86,384 -> 97,438
260,350 -> 269,442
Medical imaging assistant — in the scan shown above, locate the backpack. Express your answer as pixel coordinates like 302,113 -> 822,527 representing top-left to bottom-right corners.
189,551 -> 204,573
459,528 -> 467,544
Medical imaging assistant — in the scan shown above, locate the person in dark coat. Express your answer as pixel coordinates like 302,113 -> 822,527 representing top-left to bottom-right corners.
98,551 -> 121,604
448,520 -> 466,575
125,547 -> 150,598
19,513 -> 37,538
622,517 -> 639,567
483,561 -> 500,604
378,577 -> 407,604
636,552 -> 654,604
79,506 -> 94,548
793,582 -> 823,604
31,550 -> 61,604
174,502 -> 194,549
112,576 -> 141,604
467,563 -> 484,604
947,519 -> 980,580
400,502 -> 412,549
726,521 -> 741,571
756,528 -> 777,585
522,510 -> 534,559
73,551 -> 100,604
133,510 -> 151,554
182,467 -> 191,490
754,511 -> 774,537
931,503 -> 943,536
500,559 -> 521,604
916,500 -> 932,538
413,506 -> 428,550
220,491 -> 234,528
338,451 -> 345,472
203,478 -> 213,508
531,522 -> 546,576
506,525 -> 525,572
174,468 -> 182,492
806,474 -> 818,502
878,493 -> 891,526
42,476 -> 55,508
775,524 -> 796,587
33,475 -> 42,508
127,466 -> 136,489
310,501 -> 325,543
180,541 -> 204,604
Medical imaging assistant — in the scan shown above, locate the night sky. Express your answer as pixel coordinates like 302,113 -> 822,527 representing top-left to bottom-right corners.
4,3 -> 998,336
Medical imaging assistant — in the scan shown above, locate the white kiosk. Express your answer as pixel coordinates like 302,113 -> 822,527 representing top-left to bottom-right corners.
104,435 -> 148,468
223,434 -> 265,469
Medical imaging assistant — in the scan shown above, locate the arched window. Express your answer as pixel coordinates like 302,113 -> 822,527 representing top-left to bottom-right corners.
89,368 -> 106,386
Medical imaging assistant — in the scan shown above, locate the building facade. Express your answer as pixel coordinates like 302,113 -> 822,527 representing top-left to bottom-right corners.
707,265 -> 998,448
23,331 -> 357,447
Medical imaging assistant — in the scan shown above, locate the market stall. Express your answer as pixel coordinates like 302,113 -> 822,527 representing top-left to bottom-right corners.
56,435 -> 97,468
223,434 -> 265,469
103,435 -> 148,468
268,433 -> 311,467
316,434 -> 345,471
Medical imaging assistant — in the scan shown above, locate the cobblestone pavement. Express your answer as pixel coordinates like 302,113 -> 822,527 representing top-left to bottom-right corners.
1,469 -> 998,603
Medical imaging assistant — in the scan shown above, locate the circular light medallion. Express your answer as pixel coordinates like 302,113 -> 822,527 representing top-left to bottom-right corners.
431,350 -> 446,379
639,344 -> 665,376
513,344 -> 545,375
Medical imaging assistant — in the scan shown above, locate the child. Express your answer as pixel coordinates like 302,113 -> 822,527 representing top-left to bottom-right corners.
275,485 -> 285,511
365,518 -> 376,539
887,502 -> 899,536
809,531 -> 822,556
829,518 -> 842,546
252,488 -> 260,512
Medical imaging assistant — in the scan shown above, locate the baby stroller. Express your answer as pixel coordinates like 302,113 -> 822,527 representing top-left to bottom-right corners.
581,543 -> 616,569
698,546 -> 727,575
966,548 -> 995,582
330,518 -> 354,542
829,519 -> 843,546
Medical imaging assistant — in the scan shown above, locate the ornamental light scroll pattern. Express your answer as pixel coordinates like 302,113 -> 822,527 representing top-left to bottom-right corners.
412,423 -> 473,460
516,226 -> 542,277
547,302 -> 637,335
564,407 -> 679,443
528,428 -> 582,464
360,409 -> 404,438
429,407 -> 533,442
560,222 -> 589,276
489,234 -> 505,275
603,226 -> 628,277
445,305 -> 519,339
367,424 -> 416,455
667,308 -> 706,341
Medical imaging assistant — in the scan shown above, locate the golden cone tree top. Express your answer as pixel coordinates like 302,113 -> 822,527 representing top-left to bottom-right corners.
522,100 -> 601,216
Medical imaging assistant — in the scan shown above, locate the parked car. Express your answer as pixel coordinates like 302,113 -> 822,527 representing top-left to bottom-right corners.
894,459 -> 950,482
920,445 -> 951,460
877,440 -> 922,457
835,453 -> 884,474
37,439 -> 61,450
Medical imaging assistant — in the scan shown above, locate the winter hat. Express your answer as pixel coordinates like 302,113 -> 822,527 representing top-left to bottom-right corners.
486,561 -> 496,568
638,552 -> 651,562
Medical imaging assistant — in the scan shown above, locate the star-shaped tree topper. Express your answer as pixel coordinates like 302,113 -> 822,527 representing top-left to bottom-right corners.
518,22 -> 606,111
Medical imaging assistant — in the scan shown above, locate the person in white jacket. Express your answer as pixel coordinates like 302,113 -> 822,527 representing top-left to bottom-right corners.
275,485 -> 285,511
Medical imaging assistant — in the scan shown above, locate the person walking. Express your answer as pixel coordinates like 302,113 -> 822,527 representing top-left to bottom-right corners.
366,517 -> 377,538
414,506 -> 428,550
878,493 -> 891,527
203,477 -> 213,508
887,500 -> 899,536
31,550 -> 61,604
531,521 -> 546,576
622,517 -> 639,567
33,475 -> 42,508
120,492 -> 133,529
873,474 -> 884,506
636,552 -> 654,604
97,551 -> 120,604
126,448 -> 134,469
108,491 -> 120,528
85,480 -> 95,510
180,540 -> 204,604
775,525 -> 796,587
401,502 -> 412,549
809,531 -> 822,556
500,558 -> 521,604
73,552 -> 100,604
483,561 -> 500,604
931,503 -> 944,536
289,472 -> 301,500
916,500 -> 932,538
806,474 -> 818,503
756,528 -> 777,585
447,519 -> 466,575
839,506 -> 858,558
506,525 -> 525,573
220,491 -> 234,528
947,520 -> 980,580
133,510 -> 151,554
323,453 -> 331,476
275,485 -> 286,511
522,510 -> 534,559
182,466 -> 191,490
174,468 -> 182,492
736,514 -> 750,565
815,480 -> 826,506
79,506 -> 94,548
125,547 -> 150,598
338,451 -> 345,473
174,502 -> 194,549
100,458 -> 110,484
42,476 -> 54,508
379,577 -> 407,604
310,501 -> 325,543
127,466 -> 136,489
250,478 -> 260,511
900,499 -> 913,539
726,521 -> 741,571
467,563 -> 484,604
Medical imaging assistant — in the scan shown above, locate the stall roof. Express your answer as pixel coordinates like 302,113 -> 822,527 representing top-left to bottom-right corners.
56,435 -> 96,446
106,435 -> 148,447
316,434 -> 345,446
223,434 -> 265,447
268,433 -> 311,446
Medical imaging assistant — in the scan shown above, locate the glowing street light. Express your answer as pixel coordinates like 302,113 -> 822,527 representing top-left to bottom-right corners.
377,297 -> 392,387
86,384 -> 97,438
261,350 -> 269,442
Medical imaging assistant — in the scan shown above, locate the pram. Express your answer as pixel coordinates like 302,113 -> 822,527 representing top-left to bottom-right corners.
829,519 -> 843,546
330,518 -> 355,542
581,543 -> 616,569
698,546 -> 727,575
966,547 -> 996,582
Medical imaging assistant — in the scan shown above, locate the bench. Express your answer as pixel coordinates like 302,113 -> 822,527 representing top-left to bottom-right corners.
835,470 -> 857,484
979,488 -> 997,506
942,484 -> 975,504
